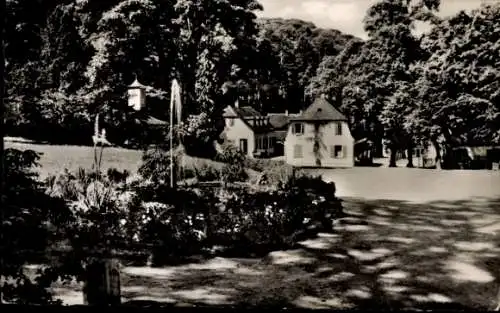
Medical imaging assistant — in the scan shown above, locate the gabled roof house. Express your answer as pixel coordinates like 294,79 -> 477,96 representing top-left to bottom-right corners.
284,97 -> 355,168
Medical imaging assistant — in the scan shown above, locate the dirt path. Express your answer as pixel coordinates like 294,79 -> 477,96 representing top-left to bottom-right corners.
312,167 -> 500,202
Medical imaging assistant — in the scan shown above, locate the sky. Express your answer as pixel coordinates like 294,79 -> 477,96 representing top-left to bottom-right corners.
256,0 -> 498,39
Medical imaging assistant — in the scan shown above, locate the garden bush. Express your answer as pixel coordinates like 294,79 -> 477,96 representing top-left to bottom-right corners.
126,182 -> 217,265
138,146 -> 223,184
176,113 -> 220,159
215,174 -> 342,251
192,163 -> 220,182
45,167 -> 137,253
243,157 -> 286,172
126,173 -> 343,263
215,142 -> 246,164
258,163 -> 308,188
138,147 -> 173,184
215,143 -> 249,183
2,148 -> 71,304
37,161 -> 343,269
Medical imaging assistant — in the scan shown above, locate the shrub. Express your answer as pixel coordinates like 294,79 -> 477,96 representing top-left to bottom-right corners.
216,143 -> 248,183
177,113 -> 219,158
215,142 -> 246,164
206,176 -> 342,253
193,163 -> 220,182
220,164 -> 248,183
2,148 -> 70,304
129,184 -> 216,265
127,172 -> 343,263
40,164 -> 342,270
107,167 -> 130,184
244,158 -> 286,172
45,167 -> 136,252
259,163 -> 307,188
138,147 -> 173,184
138,147 -> 223,184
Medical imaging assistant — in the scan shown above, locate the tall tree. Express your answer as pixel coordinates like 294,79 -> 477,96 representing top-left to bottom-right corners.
257,18 -> 355,113
364,0 -> 440,166
4,0 -> 53,136
80,0 -> 176,143
411,3 -> 500,159
173,0 -> 263,116
308,0 -> 441,164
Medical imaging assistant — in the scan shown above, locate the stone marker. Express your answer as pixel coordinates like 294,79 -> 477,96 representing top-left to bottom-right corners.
83,259 -> 121,305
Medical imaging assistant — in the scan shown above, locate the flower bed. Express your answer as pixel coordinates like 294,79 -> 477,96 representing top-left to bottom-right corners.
42,161 -> 343,267
127,174 -> 342,265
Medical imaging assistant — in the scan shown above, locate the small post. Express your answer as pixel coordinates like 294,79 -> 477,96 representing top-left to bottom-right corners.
83,257 -> 121,306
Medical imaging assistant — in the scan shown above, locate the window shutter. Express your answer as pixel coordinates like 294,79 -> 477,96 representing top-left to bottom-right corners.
294,145 -> 303,158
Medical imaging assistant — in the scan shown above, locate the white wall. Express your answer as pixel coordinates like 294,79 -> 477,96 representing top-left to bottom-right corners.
284,121 -> 354,168
223,117 -> 255,157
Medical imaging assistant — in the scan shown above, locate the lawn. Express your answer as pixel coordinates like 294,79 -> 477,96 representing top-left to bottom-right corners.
3,138 -> 240,179
4,139 -> 144,178
8,138 -> 500,309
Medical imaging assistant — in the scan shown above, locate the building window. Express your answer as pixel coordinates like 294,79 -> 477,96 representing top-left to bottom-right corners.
239,139 -> 248,154
292,123 -> 304,135
336,122 -> 342,136
263,137 -> 268,149
331,145 -> 344,158
228,118 -> 234,127
255,137 -> 261,150
294,145 -> 303,158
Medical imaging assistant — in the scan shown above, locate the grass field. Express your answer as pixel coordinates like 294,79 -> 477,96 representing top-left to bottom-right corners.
4,138 -> 239,179
5,139 -> 143,178
7,138 -> 500,309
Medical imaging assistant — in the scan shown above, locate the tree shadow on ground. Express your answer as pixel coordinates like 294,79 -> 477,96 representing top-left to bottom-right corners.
52,196 -> 500,309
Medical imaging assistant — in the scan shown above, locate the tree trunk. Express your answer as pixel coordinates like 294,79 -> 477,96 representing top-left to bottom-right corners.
432,139 -> 442,170
406,139 -> 414,168
374,138 -> 384,158
389,147 -> 397,167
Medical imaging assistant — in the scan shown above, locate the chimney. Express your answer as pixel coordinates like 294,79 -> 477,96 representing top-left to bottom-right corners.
285,110 -> 289,116
299,110 -> 303,115
234,99 -> 239,108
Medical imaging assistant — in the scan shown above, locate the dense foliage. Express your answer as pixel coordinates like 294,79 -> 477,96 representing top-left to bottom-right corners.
410,4 -> 500,148
1,149 -> 70,304
124,172 -> 342,264
308,0 -> 500,166
4,0 -> 355,146
5,0 -> 500,165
